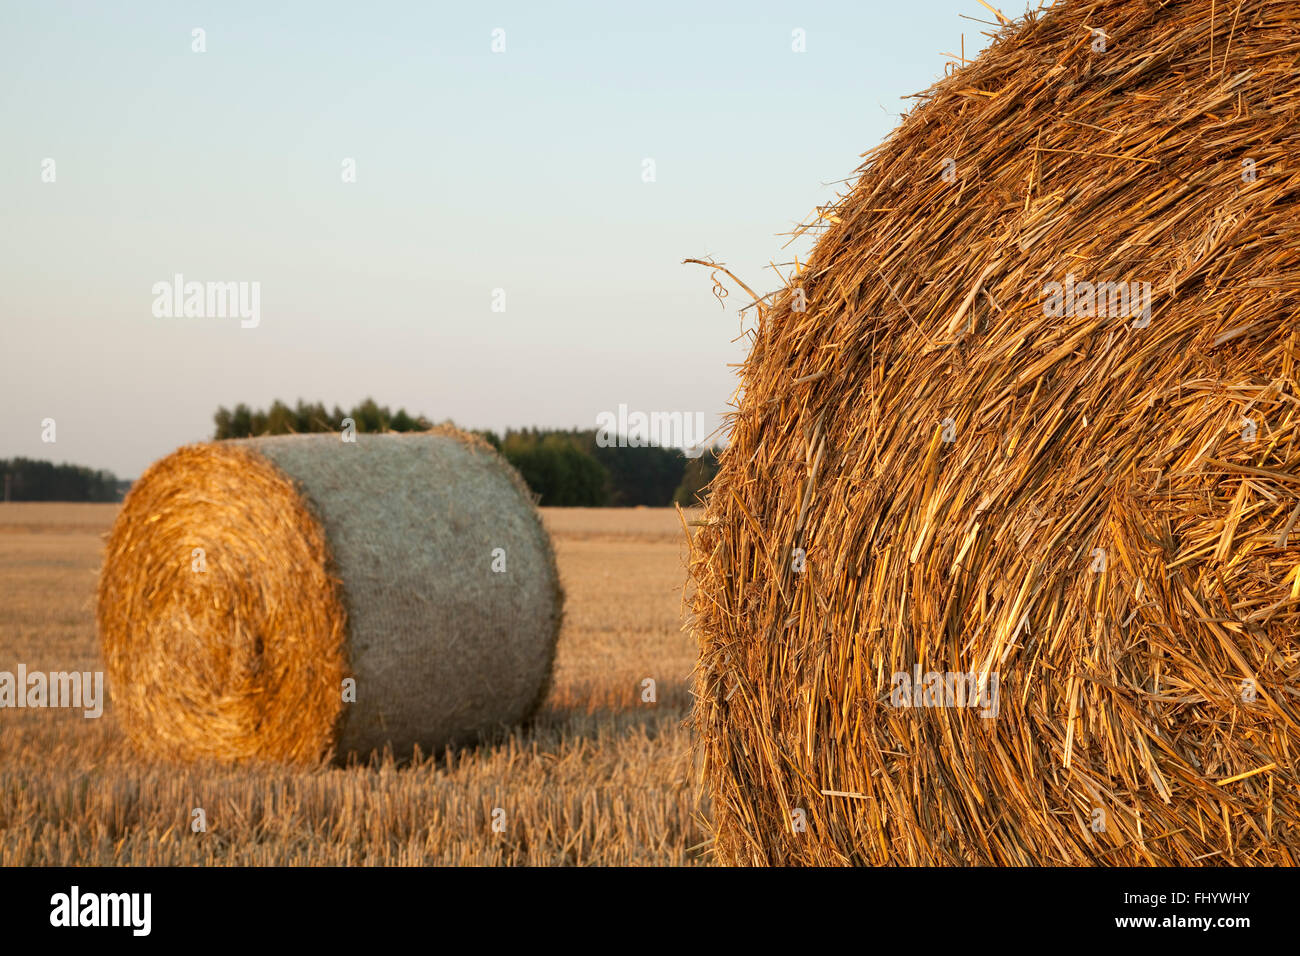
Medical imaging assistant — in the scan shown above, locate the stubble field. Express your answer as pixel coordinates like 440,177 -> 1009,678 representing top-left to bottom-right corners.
0,503 -> 709,865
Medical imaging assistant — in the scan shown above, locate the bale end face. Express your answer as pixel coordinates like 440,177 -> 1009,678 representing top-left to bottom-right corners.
98,443 -> 348,764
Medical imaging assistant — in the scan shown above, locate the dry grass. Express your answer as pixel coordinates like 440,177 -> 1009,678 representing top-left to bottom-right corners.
98,443 -> 349,764
0,502 -> 707,865
690,0 -> 1300,866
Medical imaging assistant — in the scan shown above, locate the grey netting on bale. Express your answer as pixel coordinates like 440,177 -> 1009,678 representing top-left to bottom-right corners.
97,426 -> 562,764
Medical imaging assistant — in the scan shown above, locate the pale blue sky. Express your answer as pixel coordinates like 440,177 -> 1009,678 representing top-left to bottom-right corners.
1,1 -> 1041,476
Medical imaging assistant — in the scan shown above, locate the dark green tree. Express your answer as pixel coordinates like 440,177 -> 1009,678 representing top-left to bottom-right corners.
266,399 -> 296,435
1,458 -> 120,502
584,431 -> 687,506
212,398 -> 432,439
673,447 -> 722,506
500,430 -> 609,506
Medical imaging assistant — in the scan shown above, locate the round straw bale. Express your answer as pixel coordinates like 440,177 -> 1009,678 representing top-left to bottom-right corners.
97,427 -> 561,764
690,0 -> 1300,865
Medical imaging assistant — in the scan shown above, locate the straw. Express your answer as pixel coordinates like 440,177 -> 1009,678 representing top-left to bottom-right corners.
689,0 -> 1300,865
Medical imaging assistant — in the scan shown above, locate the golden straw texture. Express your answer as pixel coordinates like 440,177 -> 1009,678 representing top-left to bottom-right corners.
99,428 -> 562,765
690,0 -> 1300,865
99,444 -> 347,763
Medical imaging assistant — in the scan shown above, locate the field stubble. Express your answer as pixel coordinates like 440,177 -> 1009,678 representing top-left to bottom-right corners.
0,503 -> 707,865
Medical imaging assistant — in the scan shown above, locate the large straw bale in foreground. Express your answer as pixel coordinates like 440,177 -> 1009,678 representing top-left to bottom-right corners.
690,0 -> 1300,865
98,427 -> 561,764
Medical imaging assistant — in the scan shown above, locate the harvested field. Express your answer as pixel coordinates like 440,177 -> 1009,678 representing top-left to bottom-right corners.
0,503 -> 706,865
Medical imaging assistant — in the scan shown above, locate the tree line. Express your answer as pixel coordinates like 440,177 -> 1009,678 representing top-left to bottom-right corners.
1,400 -> 723,505
487,428 -> 719,506
214,399 -> 721,507
1,459 -> 122,502
213,398 -> 431,438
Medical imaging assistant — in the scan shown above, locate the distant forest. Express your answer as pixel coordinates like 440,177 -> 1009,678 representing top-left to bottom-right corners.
2,399 -> 722,505
1,459 -> 123,502
212,399 -> 721,507
212,398 -> 431,438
